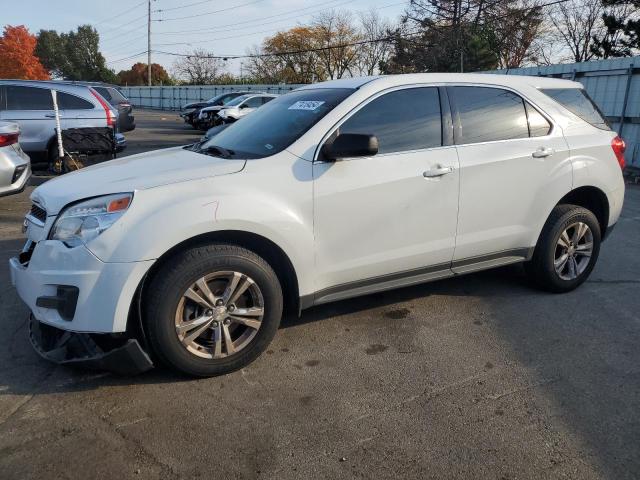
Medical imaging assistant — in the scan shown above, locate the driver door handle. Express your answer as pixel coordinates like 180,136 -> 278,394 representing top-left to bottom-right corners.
532,147 -> 554,158
423,165 -> 454,178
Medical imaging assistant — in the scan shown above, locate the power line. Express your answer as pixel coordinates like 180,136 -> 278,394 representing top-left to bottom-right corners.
155,0 -> 213,13
93,0 -> 147,26
154,0 -> 266,22
106,50 -> 149,65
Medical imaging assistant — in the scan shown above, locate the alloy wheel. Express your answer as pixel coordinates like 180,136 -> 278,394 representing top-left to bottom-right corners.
174,271 -> 264,359
554,222 -> 593,281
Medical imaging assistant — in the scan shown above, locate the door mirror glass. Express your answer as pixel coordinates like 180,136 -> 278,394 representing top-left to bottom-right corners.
322,133 -> 379,160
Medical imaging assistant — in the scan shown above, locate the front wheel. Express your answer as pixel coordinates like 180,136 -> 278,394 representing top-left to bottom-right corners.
143,244 -> 283,377
525,204 -> 601,293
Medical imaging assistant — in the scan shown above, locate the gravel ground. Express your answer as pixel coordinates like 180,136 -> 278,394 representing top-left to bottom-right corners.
1,109 -> 639,480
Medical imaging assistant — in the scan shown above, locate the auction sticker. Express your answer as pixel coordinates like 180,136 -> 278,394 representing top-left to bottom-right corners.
288,100 -> 325,111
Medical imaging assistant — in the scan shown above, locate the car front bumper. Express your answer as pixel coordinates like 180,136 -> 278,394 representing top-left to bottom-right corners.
9,240 -> 154,334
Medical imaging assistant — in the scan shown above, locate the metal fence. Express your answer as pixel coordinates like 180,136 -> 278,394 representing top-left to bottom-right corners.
490,56 -> 639,168
120,84 -> 304,111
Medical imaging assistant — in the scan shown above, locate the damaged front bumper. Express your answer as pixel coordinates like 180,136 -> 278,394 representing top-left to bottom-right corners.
28,314 -> 153,375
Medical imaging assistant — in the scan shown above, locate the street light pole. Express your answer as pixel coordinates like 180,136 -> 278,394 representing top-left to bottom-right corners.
147,0 -> 152,86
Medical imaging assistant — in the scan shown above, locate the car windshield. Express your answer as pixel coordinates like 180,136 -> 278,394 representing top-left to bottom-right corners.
206,93 -> 230,103
224,95 -> 252,107
197,88 -> 353,159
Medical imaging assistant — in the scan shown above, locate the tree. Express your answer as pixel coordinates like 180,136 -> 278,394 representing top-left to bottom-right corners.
35,25 -> 116,81
246,27 -> 324,83
117,62 -> 173,85
591,0 -> 640,58
548,0 -> 604,62
311,10 -> 361,79
0,25 -> 49,80
172,49 -> 227,84
357,9 -> 392,75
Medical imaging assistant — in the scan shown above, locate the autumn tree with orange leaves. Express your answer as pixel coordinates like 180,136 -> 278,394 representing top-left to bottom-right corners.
0,25 -> 49,80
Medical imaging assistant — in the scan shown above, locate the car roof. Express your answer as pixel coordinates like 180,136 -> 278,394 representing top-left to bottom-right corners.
297,73 -> 583,91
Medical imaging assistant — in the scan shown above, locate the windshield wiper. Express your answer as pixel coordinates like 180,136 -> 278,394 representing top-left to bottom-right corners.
197,144 -> 234,159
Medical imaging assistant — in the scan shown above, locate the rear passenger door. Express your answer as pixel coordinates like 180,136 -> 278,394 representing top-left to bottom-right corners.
57,91 -> 102,128
0,85 -> 61,153
448,86 -> 571,269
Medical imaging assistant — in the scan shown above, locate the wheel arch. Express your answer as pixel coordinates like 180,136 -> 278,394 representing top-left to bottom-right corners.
134,230 -> 301,320
556,186 -> 609,238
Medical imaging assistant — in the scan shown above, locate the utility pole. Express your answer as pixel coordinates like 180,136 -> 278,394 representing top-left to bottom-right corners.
147,0 -> 152,86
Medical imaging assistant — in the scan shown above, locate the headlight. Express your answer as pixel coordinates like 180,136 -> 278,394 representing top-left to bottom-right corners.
50,193 -> 133,247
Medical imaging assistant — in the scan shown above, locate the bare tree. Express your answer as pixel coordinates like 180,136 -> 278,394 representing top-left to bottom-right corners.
172,49 -> 226,84
312,10 -> 362,79
357,9 -> 392,75
549,0 -> 604,62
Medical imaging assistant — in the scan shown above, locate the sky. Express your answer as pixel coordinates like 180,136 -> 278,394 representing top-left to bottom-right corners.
5,0 -> 407,76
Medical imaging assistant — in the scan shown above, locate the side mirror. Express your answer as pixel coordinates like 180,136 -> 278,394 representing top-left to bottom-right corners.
322,133 -> 379,161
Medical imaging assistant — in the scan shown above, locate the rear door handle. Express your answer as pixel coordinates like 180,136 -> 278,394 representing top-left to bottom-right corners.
532,147 -> 554,158
423,165 -> 454,178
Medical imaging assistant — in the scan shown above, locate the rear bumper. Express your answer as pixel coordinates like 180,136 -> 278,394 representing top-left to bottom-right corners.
9,241 -> 154,333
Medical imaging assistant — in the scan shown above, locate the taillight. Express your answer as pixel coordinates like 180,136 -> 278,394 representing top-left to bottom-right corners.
0,132 -> 19,147
89,87 -> 115,128
611,136 -> 626,170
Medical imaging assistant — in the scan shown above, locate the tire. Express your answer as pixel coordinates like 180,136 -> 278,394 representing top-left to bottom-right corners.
143,244 -> 283,377
525,204 -> 601,293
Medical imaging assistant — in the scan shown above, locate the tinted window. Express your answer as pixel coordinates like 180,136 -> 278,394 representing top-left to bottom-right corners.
58,92 -> 94,110
340,87 -> 442,154
94,87 -> 112,101
6,86 -> 53,110
541,88 -> 610,130
244,97 -> 263,108
107,88 -> 127,103
525,102 -> 551,137
263,96 -> 275,104
199,88 -> 352,159
453,87 -> 529,144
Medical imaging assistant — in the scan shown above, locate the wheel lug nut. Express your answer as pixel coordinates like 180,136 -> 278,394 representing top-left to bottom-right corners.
228,304 -> 235,312
206,309 -> 213,316
215,299 -> 224,306
212,321 -> 219,327
223,319 -> 231,325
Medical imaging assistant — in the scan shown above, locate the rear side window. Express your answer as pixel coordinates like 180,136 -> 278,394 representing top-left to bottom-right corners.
5,86 -> 53,110
262,96 -> 275,105
451,87 -> 529,143
107,88 -> 127,103
340,87 -> 442,154
541,88 -> 610,130
525,102 -> 552,137
94,87 -> 112,101
244,97 -> 263,108
58,92 -> 94,110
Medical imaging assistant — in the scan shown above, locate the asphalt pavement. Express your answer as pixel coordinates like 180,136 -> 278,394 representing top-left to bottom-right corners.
1,109 -> 639,480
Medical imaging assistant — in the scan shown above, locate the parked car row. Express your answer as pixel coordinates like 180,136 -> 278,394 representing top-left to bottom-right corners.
181,92 -> 278,130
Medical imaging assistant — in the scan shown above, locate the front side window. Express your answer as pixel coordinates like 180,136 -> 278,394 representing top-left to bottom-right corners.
452,86 -> 529,144
58,92 -> 94,110
199,88 -> 353,159
5,86 -> 53,110
541,88 -> 610,130
339,87 -> 442,154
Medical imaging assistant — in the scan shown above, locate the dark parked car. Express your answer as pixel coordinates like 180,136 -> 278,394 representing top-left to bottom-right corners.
180,91 -> 252,128
90,84 -> 135,132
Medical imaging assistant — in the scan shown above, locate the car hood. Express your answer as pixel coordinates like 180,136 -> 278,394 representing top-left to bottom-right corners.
200,105 -> 225,113
183,102 -> 211,110
31,147 -> 246,215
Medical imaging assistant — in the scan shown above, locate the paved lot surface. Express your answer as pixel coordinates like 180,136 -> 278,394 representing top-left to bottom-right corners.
1,109 -> 640,479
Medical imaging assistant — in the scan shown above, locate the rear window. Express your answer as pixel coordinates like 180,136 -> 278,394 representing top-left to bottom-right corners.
541,88 -> 610,130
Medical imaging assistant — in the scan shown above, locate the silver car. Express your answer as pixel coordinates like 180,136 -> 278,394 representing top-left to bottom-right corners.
0,80 -> 118,161
0,121 -> 30,197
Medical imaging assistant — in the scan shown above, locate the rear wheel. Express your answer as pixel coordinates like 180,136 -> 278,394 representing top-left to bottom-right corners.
525,204 -> 601,293
144,244 -> 283,376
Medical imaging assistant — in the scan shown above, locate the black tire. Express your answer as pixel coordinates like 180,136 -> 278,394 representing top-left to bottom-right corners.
525,204 -> 601,293
143,244 -> 283,377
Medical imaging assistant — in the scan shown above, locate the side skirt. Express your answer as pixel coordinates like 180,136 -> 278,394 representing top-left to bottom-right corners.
300,248 -> 533,310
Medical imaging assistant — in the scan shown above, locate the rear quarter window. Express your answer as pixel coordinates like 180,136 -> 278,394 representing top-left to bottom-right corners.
541,88 -> 610,130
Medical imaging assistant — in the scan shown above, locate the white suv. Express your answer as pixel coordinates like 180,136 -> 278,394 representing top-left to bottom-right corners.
9,74 -> 626,377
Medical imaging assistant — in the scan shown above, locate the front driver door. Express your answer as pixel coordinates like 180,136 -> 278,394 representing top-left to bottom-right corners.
312,86 -> 460,301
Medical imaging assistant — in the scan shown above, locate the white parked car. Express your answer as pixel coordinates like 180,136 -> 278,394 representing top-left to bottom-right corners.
10,74 -> 625,377
0,121 -> 30,197
216,93 -> 278,123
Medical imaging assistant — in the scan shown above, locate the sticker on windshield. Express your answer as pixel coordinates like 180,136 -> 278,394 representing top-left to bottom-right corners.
288,100 -> 325,111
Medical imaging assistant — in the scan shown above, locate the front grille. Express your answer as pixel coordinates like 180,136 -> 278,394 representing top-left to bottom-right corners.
30,204 -> 47,223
